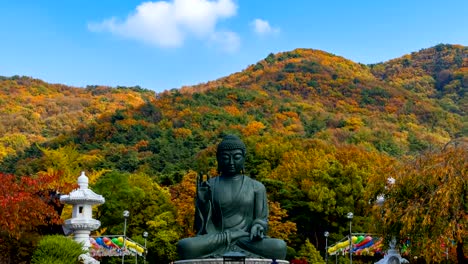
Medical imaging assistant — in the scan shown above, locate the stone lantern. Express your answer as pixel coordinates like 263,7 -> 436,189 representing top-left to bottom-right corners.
60,172 -> 105,253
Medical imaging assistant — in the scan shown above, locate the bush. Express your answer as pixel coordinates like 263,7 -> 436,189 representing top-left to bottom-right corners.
297,238 -> 325,264
31,235 -> 85,264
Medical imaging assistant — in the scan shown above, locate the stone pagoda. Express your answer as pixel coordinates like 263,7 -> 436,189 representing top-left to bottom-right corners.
60,171 -> 105,263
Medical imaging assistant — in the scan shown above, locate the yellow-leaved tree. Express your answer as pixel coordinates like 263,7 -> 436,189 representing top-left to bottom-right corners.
268,201 -> 297,244
171,171 -> 197,237
369,139 -> 467,263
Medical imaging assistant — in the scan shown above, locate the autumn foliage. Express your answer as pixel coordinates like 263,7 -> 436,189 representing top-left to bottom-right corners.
170,171 -> 197,237
0,172 -> 74,263
0,44 -> 466,262
368,140 -> 467,263
0,173 -> 65,239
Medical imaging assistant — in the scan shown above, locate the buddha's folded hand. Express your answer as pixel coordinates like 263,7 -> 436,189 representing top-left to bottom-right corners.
230,229 -> 250,240
250,224 -> 264,241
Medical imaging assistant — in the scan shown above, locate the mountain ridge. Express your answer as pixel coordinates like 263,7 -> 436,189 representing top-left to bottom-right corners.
1,44 -> 466,167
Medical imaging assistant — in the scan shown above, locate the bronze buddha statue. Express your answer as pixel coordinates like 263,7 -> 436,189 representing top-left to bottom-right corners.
177,135 -> 287,260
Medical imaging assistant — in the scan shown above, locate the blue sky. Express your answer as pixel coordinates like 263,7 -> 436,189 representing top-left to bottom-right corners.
1,0 -> 467,92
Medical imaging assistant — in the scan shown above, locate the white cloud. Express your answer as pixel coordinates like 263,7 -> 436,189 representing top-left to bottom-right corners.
88,0 -> 238,49
210,31 -> 240,53
251,18 -> 280,36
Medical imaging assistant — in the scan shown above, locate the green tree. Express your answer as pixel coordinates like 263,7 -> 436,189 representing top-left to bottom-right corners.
93,171 -> 180,263
266,141 -> 385,246
31,235 -> 85,264
297,238 -> 325,264
40,145 -> 102,175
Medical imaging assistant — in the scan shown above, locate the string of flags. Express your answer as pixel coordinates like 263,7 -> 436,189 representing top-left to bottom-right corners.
328,235 -> 384,256
89,236 -> 145,257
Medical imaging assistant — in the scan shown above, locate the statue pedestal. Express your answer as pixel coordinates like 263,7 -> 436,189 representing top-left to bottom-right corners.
174,259 -> 289,264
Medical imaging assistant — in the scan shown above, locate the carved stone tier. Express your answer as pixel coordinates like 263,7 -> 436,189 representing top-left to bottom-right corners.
60,188 -> 105,205
174,259 -> 289,264
63,218 -> 101,231
60,171 -> 105,205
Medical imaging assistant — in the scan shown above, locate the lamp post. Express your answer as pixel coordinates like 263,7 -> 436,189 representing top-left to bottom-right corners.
143,231 -> 148,264
122,210 -> 130,264
324,231 -> 329,264
347,212 -> 353,264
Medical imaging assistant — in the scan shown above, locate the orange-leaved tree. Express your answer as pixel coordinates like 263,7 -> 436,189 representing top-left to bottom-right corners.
370,139 -> 467,263
0,172 -> 66,238
0,172 -> 72,263
268,201 -> 297,244
171,171 -> 197,237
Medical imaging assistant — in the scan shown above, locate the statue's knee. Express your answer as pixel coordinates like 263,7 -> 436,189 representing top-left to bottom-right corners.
177,238 -> 198,259
274,240 -> 287,251
278,239 -> 287,249
177,238 -> 193,252
269,239 -> 287,258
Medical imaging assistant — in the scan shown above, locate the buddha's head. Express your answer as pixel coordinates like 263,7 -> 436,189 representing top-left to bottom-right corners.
216,135 -> 246,176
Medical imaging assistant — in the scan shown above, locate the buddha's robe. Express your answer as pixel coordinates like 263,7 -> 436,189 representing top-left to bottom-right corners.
177,175 -> 287,260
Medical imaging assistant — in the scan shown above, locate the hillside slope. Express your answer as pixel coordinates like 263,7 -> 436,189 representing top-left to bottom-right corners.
0,76 -> 155,160
371,44 -> 467,117
2,45 -> 466,174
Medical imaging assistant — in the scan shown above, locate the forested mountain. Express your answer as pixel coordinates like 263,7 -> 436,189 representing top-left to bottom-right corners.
0,76 -> 155,161
1,44 -> 466,263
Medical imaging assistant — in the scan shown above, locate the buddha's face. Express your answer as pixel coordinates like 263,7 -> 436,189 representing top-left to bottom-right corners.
217,149 -> 245,176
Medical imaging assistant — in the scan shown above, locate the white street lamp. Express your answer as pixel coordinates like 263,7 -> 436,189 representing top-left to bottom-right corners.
143,231 -> 148,264
122,210 -> 130,264
347,212 -> 353,264
324,231 -> 329,264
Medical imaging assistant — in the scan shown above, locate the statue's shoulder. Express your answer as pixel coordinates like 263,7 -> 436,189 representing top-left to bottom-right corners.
207,177 -> 217,184
244,176 -> 266,191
